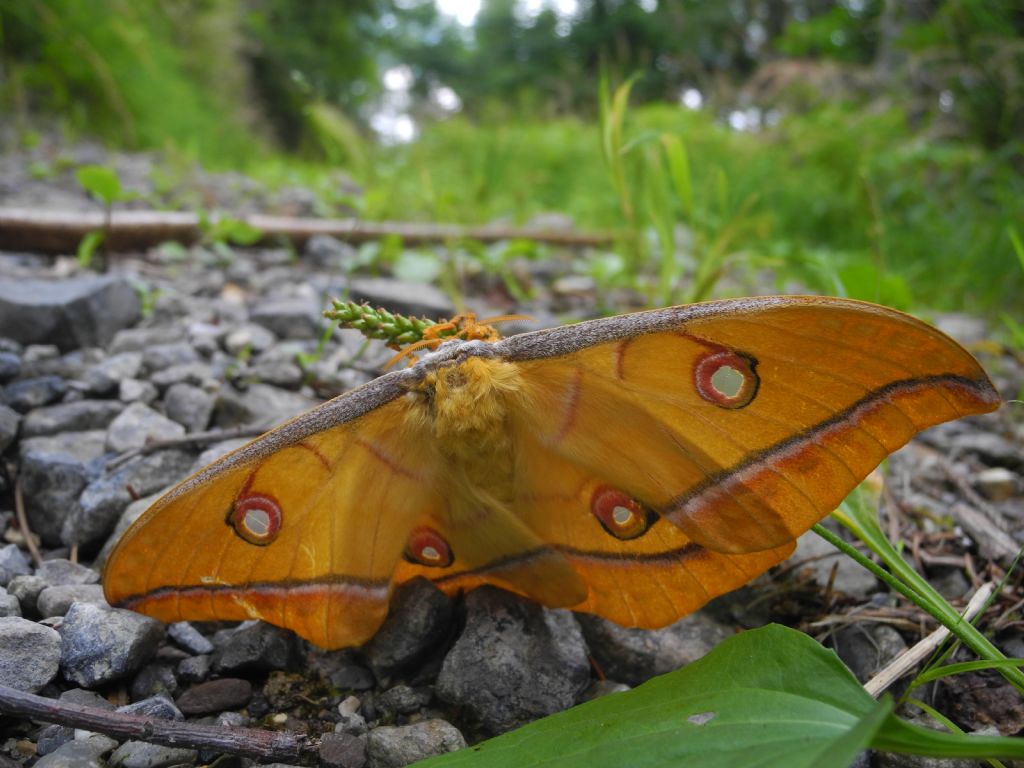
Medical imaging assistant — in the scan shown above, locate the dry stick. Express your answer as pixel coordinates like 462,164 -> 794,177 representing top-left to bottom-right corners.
863,582 -> 996,698
0,207 -> 616,254
105,426 -> 265,472
10,467 -> 43,567
0,684 -> 316,763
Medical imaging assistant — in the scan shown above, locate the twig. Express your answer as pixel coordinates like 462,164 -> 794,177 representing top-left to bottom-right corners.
0,207 -> 616,254
863,582 -> 996,698
105,426 -> 265,472
10,464 -> 43,567
0,684 -> 317,763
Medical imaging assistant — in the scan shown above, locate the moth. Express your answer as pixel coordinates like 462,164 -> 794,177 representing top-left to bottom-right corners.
103,296 -> 1000,649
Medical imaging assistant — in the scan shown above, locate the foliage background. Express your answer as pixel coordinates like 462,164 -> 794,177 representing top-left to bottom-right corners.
0,0 -> 1021,314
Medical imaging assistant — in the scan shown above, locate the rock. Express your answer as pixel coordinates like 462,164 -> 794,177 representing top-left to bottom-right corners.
19,430 -> 109,546
119,378 -> 158,404
4,375 -> 67,412
34,735 -> 117,768
0,587 -> 20,617
21,400 -> 125,438
0,544 -> 32,586
0,616 -> 61,691
250,298 -> 322,340
791,527 -> 879,598
952,502 -> 1020,563
249,356 -> 304,389
118,695 -> 184,721
319,732 -> 367,768
110,326 -> 187,354
577,611 -> 733,686
109,741 -> 198,768
948,432 -> 1022,468
35,724 -> 74,757
6,574 -> 46,615
365,720 -> 465,768
140,342 -> 200,375
150,361 -> 215,390
832,623 -> 908,683
64,449 -> 193,548
167,621 -> 214,654
377,685 -> 431,717
363,577 -> 454,681
176,654 -> 212,683
82,352 -> 143,395
975,467 -> 1019,502
37,559 -> 100,586
581,679 -> 631,701
105,402 -> 186,453
306,648 -> 375,692
212,621 -> 295,673
305,235 -> 356,270
933,313 -> 989,347
436,587 -> 590,734
0,275 -> 141,351
176,678 -> 253,715
0,404 -> 21,451
59,602 -> 164,687
93,492 -> 160,569
0,351 -> 21,383
130,660 -> 179,700
162,382 -> 214,432
347,278 -> 454,320
213,382 -> 318,429
335,696 -> 368,736
37,584 -> 107,616
224,323 -> 277,356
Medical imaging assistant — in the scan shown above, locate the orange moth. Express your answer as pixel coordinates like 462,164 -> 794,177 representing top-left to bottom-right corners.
103,296 -> 1000,649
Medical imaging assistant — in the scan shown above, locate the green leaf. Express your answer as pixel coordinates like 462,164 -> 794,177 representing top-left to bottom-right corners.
393,250 -> 443,284
75,165 -> 123,205
417,625 -> 878,768
77,230 -> 105,268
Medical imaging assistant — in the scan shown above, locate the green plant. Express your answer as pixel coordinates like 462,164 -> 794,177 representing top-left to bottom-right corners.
1001,227 -> 1024,354
196,211 -> 262,262
75,163 -> 132,271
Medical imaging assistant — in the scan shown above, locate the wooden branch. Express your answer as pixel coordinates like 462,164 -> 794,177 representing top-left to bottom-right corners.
0,207 -> 616,254
0,684 -> 317,763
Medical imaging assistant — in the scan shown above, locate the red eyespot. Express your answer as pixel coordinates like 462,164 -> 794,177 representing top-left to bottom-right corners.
406,526 -> 454,568
694,350 -> 759,409
228,495 -> 282,546
591,486 -> 653,540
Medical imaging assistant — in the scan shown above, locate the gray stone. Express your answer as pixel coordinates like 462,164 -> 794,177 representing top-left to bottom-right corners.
119,378 -> 158,404
250,298 -> 323,340
149,361 -> 215,390
93,493 -> 160,569
363,577 -> 454,681
0,403 -> 20,452
0,543 -> 31,586
376,685 -> 431,717
176,653 -> 212,683
366,720 -> 465,768
348,277 -> 454,320
436,587 -> 590,734
212,621 -> 294,673
109,741 -> 198,768
176,677 -> 252,715
791,528 -> 879,598
64,449 -> 193,548
19,430 -> 109,546
319,732 -> 367,768
22,400 -> 125,438
82,351 -> 144,395
105,402 -> 186,453
37,559 -> 100,586
34,735 -> 117,768
948,431 -> 1023,468
140,342 -> 199,375
335,696 -> 368,736
305,235 -> 356,270
37,584 -> 107,616
213,382 -> 318,430
249,357 -> 304,389
576,611 -> 734,687
130,660 -> 179,700
4,375 -> 67,412
0,616 -> 61,691
167,621 -> 214,654
224,323 -> 277,356
0,351 -> 21,382
305,648 -> 375,692
118,695 -> 183,721
6,574 -> 46,615
59,602 -> 164,687
975,467 -> 1019,502
833,623 -> 908,683
0,275 -> 141,351
0,587 -> 19,616
162,382 -> 214,432
933,313 -> 989,347
110,326 -> 188,354
35,724 -> 75,757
